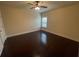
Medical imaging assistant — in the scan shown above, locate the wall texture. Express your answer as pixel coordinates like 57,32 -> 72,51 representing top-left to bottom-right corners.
1,6 -> 41,37
0,10 -> 6,43
42,4 -> 79,42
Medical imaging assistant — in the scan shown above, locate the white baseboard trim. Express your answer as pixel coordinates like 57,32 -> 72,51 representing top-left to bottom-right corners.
42,29 -> 79,42
6,28 -> 79,42
7,29 -> 40,38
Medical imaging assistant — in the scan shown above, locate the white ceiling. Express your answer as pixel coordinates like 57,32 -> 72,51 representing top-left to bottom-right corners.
0,1 -> 79,13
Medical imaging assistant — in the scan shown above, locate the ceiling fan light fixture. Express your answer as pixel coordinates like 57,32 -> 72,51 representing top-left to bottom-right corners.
35,7 -> 40,10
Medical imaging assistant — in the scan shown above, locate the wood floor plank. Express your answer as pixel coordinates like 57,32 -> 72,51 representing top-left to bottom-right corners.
1,30 -> 79,57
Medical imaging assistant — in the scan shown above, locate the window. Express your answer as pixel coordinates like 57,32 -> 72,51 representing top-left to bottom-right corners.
41,17 -> 47,28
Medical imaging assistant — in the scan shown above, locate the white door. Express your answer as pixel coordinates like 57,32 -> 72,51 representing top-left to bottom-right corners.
0,11 -> 6,55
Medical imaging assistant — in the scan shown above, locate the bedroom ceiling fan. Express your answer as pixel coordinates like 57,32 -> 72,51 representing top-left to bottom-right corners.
27,1 -> 47,10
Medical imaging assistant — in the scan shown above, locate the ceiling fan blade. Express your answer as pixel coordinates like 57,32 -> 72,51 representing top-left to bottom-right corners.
30,7 -> 35,9
30,8 -> 33,9
27,3 -> 33,5
40,6 -> 47,8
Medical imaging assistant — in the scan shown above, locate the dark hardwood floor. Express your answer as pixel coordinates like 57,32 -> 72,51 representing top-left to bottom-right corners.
1,30 -> 79,57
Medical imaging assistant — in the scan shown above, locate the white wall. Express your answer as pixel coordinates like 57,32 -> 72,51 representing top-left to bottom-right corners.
42,4 -> 79,42
1,6 -> 41,37
0,10 -> 6,43
0,10 -> 6,55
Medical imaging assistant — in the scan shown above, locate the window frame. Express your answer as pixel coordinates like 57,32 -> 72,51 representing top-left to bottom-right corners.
41,17 -> 47,28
